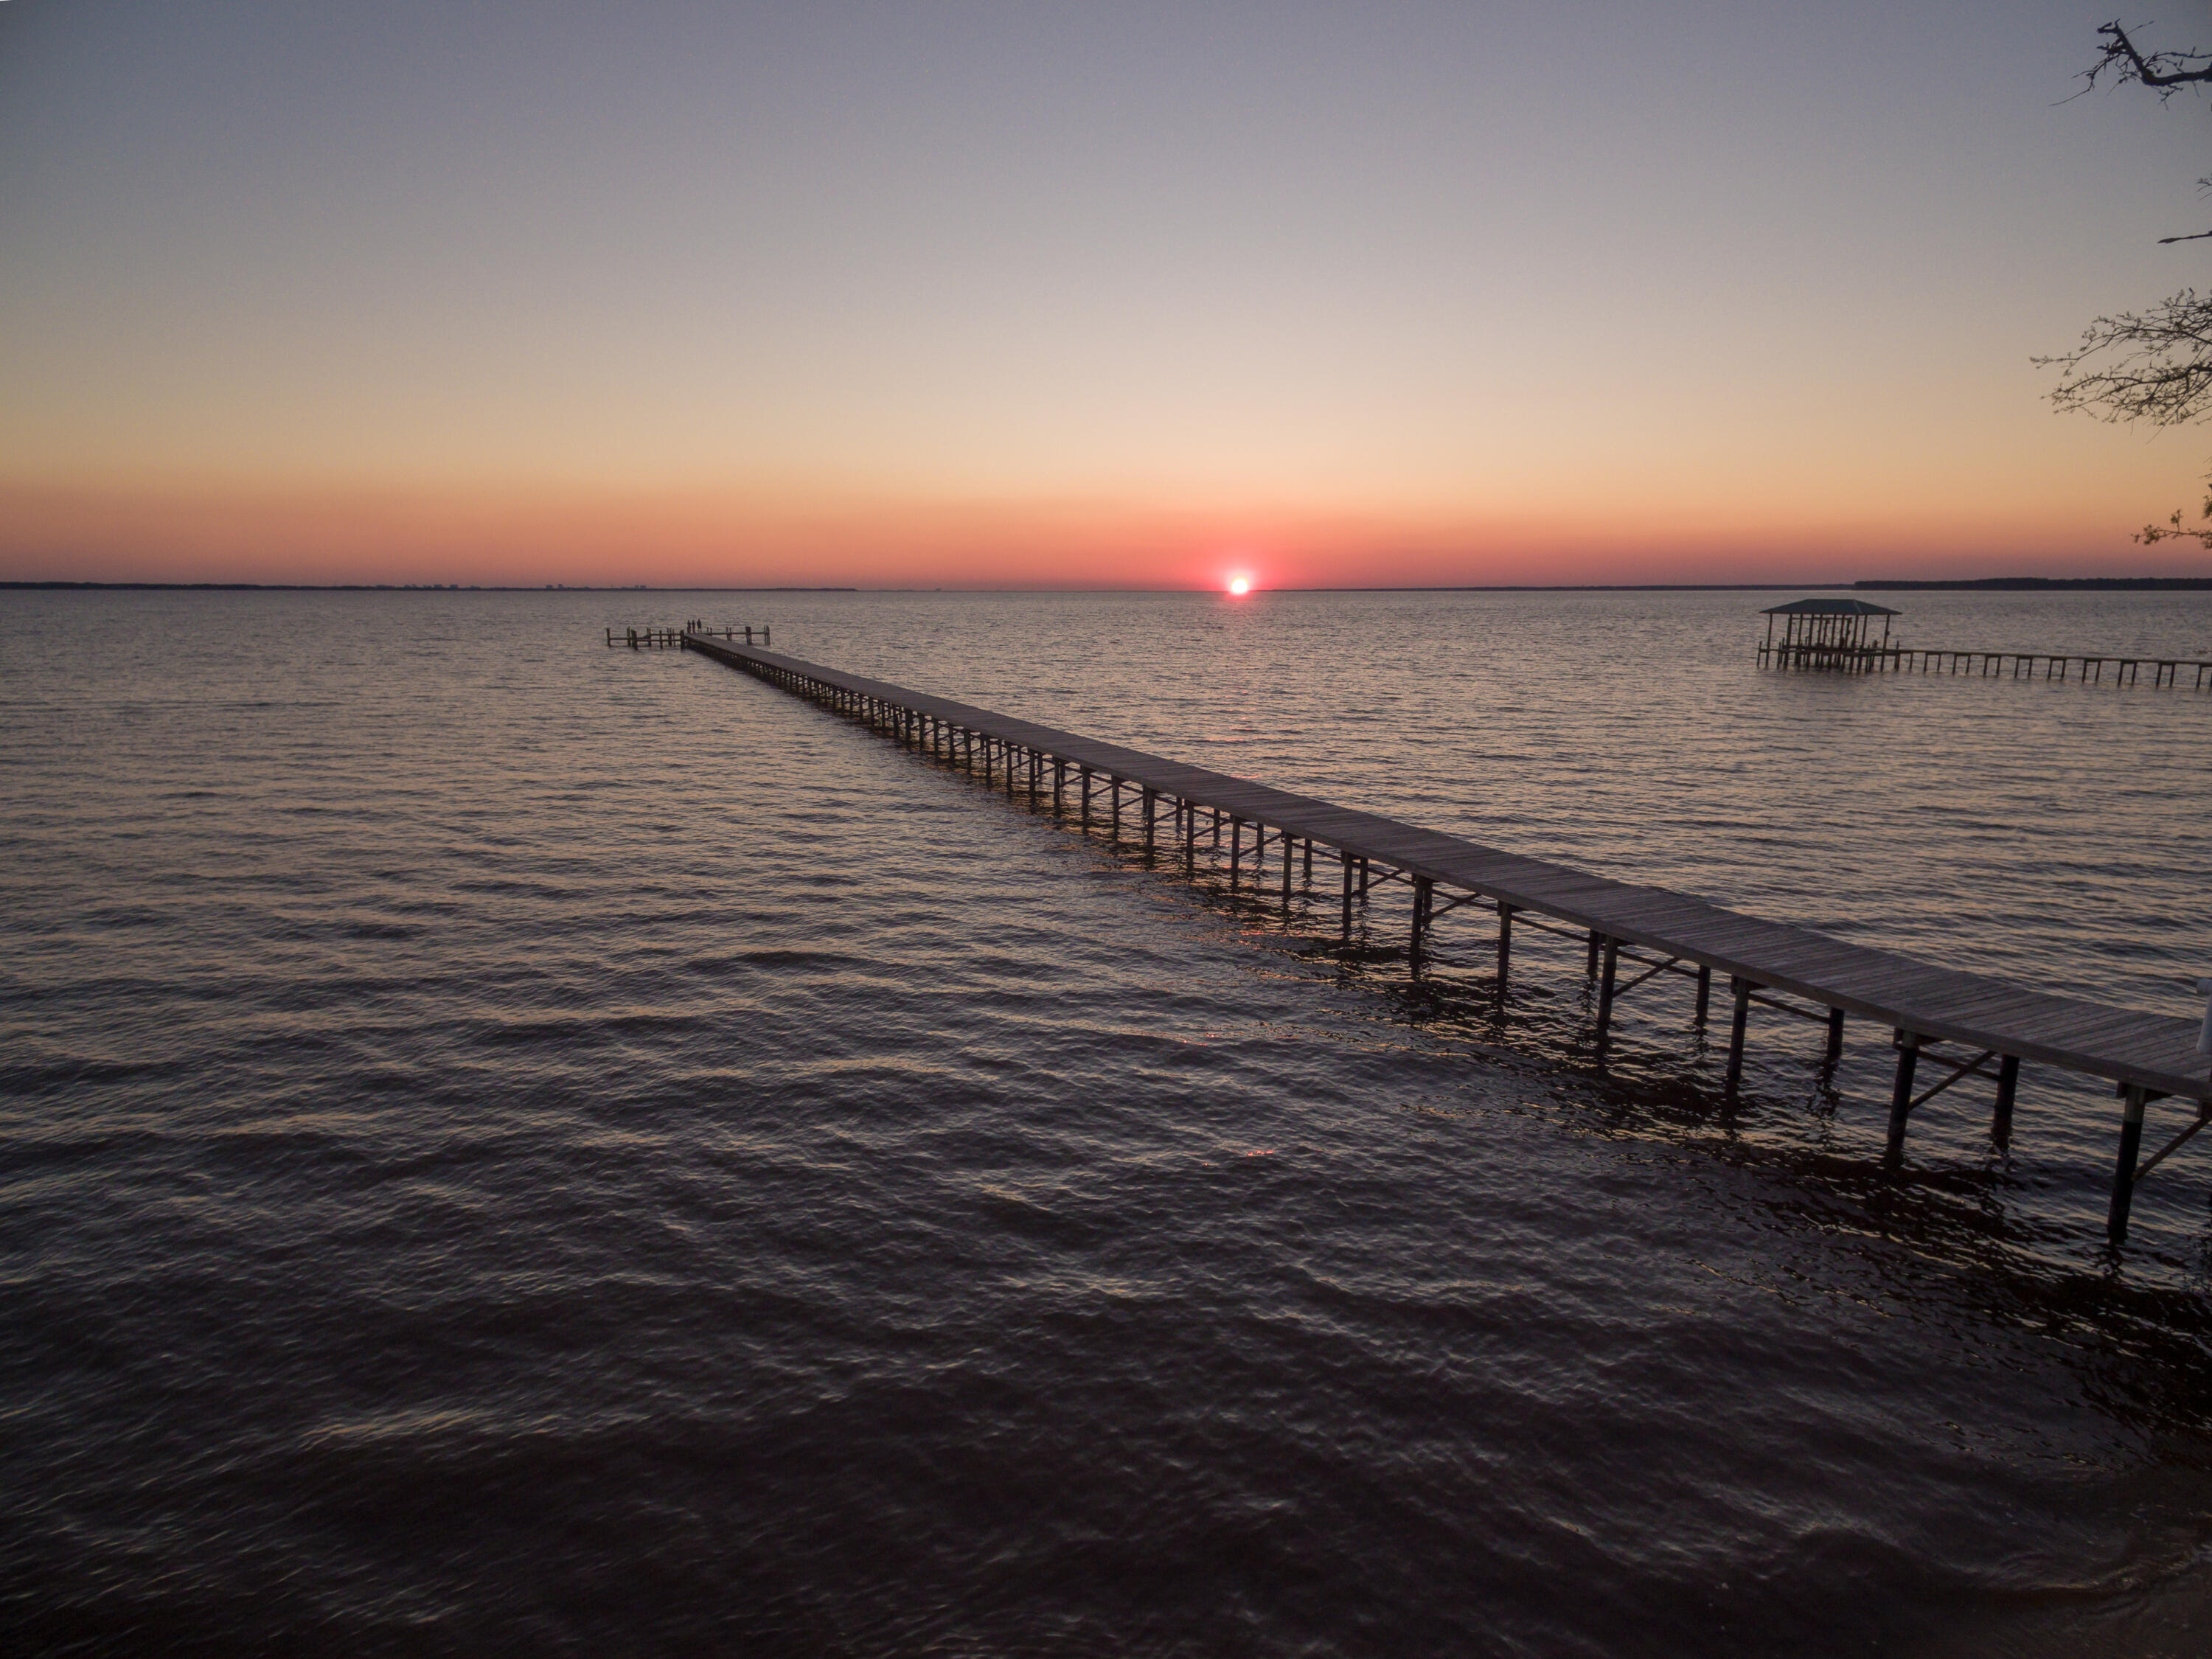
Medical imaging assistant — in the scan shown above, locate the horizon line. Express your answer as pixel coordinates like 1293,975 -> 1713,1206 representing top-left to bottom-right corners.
10,577 -> 2212,594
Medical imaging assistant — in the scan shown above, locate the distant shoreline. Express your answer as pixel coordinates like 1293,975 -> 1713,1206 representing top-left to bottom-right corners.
1852,577 -> 2212,591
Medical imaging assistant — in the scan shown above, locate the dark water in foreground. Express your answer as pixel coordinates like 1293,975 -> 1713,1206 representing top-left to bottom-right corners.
4,588 -> 2211,1656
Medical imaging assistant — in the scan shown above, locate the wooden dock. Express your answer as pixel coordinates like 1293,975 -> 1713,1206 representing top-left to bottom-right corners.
609,622 -> 770,650
1759,642 -> 2212,686
678,630 -> 2212,1245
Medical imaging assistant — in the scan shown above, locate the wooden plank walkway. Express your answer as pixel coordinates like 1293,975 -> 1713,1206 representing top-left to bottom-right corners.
680,632 -> 2212,1240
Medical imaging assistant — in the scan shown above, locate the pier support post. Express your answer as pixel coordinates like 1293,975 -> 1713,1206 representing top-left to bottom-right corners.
1496,904 -> 1514,992
1410,877 -> 1434,974
1586,931 -> 1601,977
1992,1055 -> 2019,1146
1144,788 -> 1157,854
1825,1006 -> 1845,1065
1281,830 -> 1293,906
2107,1085 -> 2148,1245
1885,1032 -> 1920,1164
1110,779 -> 1121,841
1080,768 -> 1091,828
1725,978 -> 1752,1097
1595,935 -> 1619,1046
1053,759 -> 1065,814
1229,819 -> 1242,888
1341,854 -> 1354,941
1694,965 -> 1711,1026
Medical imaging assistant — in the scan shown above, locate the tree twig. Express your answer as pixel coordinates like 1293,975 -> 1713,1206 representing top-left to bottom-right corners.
2092,20 -> 2212,94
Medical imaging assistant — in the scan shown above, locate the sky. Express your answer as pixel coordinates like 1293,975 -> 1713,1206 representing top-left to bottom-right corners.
4,0 -> 2212,588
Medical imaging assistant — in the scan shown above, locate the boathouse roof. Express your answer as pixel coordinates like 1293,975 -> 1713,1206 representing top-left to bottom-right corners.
1760,597 -> 1900,616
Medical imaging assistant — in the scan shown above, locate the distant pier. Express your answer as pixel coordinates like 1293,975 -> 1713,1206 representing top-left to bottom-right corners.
608,621 -> 769,650
1763,644 -> 2212,686
671,627 -> 2212,1247
1756,597 -> 2212,686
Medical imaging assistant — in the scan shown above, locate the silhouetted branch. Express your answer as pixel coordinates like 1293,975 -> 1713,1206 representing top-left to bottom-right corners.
2037,288 -> 2212,425
2048,25 -> 2212,550
2087,19 -> 2212,95
2136,483 -> 2212,545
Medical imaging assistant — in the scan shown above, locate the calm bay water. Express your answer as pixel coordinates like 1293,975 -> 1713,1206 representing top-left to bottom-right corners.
4,586 -> 2211,1655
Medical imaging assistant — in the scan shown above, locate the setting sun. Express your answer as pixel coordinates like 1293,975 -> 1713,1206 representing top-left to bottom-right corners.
1227,575 -> 1252,596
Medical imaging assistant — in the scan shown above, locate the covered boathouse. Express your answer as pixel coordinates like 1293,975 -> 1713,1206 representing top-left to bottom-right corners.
1759,597 -> 1899,670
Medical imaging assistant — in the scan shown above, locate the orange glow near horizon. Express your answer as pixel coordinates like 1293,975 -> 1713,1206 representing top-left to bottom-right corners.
2,473 -> 2209,588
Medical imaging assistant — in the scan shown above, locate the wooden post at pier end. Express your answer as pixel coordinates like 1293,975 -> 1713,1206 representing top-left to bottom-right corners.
1992,1055 -> 2020,1146
2109,1085 -> 2149,1245
1595,935 -> 1620,1047
1725,978 -> 1752,1097
1886,1032 -> 1921,1164
1409,877 -> 1434,975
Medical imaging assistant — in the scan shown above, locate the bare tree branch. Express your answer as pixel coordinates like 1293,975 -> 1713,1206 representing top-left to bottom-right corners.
2037,289 -> 2212,425
2087,19 -> 2212,95
2136,484 -> 2212,546
2053,24 -> 2212,549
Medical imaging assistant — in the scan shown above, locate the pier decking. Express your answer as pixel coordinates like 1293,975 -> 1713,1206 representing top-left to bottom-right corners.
678,630 -> 2211,1244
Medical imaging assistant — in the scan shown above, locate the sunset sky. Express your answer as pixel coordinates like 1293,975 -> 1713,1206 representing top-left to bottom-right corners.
5,1 -> 2211,588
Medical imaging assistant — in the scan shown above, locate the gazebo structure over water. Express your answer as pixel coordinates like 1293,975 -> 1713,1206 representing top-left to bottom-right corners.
1758,598 -> 1899,671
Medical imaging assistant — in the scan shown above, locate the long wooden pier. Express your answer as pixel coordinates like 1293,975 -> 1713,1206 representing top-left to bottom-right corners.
678,630 -> 2212,1245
